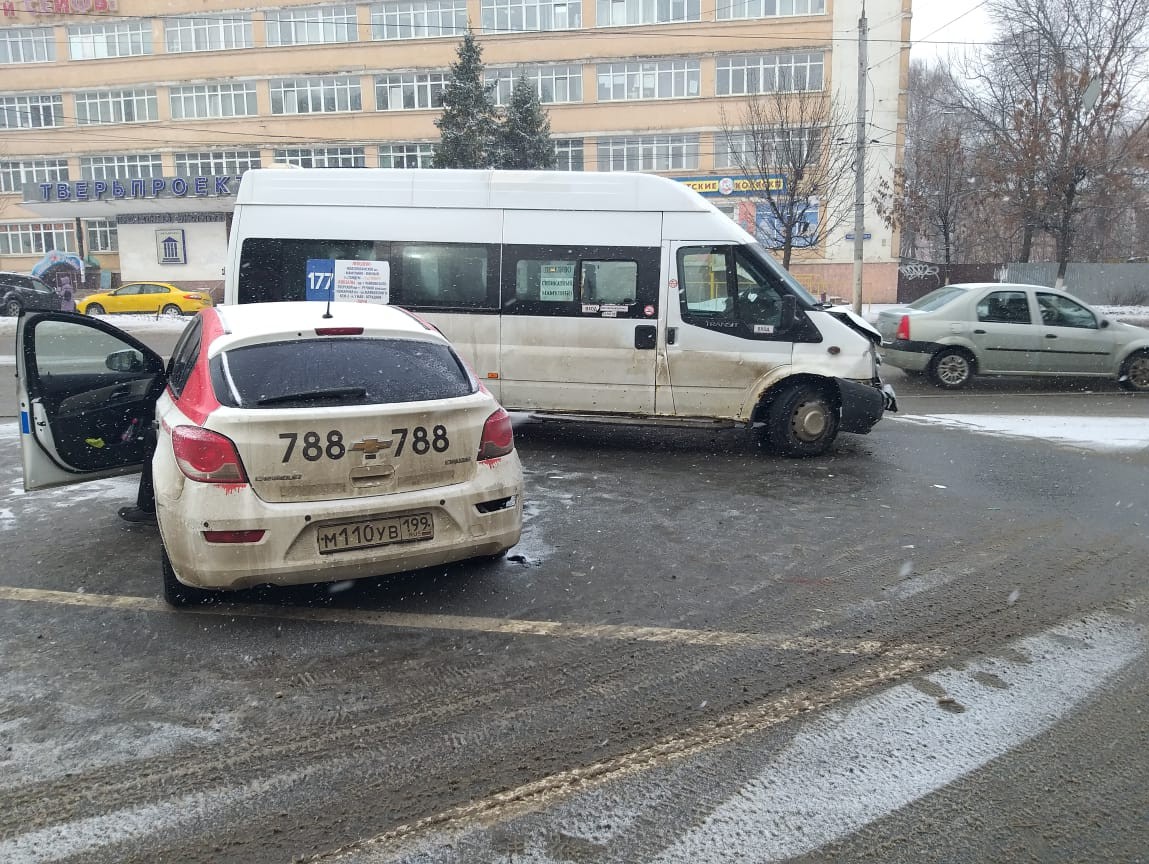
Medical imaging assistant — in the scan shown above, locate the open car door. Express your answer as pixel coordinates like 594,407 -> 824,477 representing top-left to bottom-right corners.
17,312 -> 166,492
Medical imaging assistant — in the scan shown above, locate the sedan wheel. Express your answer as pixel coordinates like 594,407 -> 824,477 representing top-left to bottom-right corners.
929,348 -> 974,389
161,304 -> 183,317
4,299 -> 21,317
1120,351 -> 1149,393
85,303 -> 105,316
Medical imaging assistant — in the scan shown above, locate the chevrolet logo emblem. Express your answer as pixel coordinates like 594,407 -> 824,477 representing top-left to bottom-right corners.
350,437 -> 393,456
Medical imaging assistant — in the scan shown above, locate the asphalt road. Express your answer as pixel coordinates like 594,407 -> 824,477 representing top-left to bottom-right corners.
2,348 -> 1148,863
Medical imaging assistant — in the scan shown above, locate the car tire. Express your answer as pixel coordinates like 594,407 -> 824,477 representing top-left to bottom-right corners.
761,381 -> 840,457
928,347 -> 975,389
161,304 -> 183,317
1119,350 -> 1149,393
3,298 -> 21,317
86,303 -> 105,316
162,547 -> 221,607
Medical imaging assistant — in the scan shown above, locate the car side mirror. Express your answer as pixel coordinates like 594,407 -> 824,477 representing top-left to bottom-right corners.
106,348 -> 144,374
780,295 -> 798,331
1100,318 -> 1110,329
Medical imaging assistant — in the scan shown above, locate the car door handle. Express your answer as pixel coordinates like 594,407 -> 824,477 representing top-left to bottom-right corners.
1045,333 -> 1058,339
634,325 -> 657,350
666,327 -> 677,345
973,329 -> 986,334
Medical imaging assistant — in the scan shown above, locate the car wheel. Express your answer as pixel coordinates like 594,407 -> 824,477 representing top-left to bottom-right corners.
162,547 -> 221,607
1119,350 -> 1149,393
929,348 -> 975,389
761,382 -> 840,457
86,302 -> 105,316
161,304 -> 183,317
3,298 -> 21,317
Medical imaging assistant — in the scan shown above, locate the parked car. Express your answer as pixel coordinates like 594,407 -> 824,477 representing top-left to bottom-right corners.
877,283 -> 1149,392
16,302 -> 524,605
76,281 -> 212,317
0,271 -> 62,317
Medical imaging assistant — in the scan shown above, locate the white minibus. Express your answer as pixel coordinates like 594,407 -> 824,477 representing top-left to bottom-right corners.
224,169 -> 896,455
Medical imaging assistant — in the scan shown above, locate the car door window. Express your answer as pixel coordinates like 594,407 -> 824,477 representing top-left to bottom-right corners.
115,284 -> 141,296
27,319 -> 164,471
976,291 -> 1033,324
678,245 -> 789,338
166,316 -> 202,399
1037,293 -> 1097,329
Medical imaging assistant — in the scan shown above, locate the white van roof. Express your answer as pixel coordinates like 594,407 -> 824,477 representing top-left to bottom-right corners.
235,169 -> 714,213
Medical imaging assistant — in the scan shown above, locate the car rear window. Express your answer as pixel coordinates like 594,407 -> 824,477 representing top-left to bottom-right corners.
908,286 -> 967,311
210,337 -> 476,409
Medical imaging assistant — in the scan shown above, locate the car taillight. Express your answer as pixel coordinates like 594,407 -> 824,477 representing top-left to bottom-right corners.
182,293 -> 205,301
895,314 -> 911,341
172,426 -> 247,484
478,407 -> 514,461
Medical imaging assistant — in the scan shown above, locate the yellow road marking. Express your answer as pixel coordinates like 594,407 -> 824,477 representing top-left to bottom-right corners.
0,584 -> 927,656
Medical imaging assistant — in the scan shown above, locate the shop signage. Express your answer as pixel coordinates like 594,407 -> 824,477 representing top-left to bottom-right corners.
3,0 -> 119,18
676,175 -> 787,197
25,175 -> 236,204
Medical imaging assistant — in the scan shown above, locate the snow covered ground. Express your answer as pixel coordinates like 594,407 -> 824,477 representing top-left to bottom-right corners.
895,414 -> 1149,454
0,313 -> 189,339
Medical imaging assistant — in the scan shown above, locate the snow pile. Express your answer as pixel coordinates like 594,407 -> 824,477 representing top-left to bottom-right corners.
896,414 -> 1149,453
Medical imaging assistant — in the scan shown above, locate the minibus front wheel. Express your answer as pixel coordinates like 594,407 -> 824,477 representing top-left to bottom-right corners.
758,380 -> 839,457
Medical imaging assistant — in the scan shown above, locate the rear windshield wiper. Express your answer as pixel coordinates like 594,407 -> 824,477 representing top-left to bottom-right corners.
256,386 -> 368,406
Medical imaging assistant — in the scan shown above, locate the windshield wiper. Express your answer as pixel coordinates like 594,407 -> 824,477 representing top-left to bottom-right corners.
256,386 -> 367,406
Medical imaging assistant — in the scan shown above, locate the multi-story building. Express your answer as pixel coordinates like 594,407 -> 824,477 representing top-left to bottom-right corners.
0,0 -> 908,301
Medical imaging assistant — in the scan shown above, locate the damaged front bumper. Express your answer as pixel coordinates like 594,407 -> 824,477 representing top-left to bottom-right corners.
837,377 -> 898,435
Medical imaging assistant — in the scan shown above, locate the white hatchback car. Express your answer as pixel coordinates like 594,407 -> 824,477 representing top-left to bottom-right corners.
877,283 -> 1149,391
17,302 -> 524,605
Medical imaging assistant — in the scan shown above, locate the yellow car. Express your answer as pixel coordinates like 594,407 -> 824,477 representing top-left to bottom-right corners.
77,282 -> 213,317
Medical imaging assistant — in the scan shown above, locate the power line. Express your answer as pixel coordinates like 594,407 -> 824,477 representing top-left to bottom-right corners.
870,0 -> 991,70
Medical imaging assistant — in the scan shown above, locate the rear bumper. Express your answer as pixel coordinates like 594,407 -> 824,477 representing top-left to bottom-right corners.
880,340 -> 940,372
157,454 -> 524,591
837,378 -> 895,435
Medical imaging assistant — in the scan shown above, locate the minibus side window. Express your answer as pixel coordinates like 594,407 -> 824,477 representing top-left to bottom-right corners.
677,245 -> 801,340
502,245 -> 658,317
392,243 -> 498,310
238,238 -> 388,304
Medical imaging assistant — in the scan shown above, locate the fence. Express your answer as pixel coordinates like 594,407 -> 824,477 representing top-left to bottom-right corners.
1004,263 -> 1149,306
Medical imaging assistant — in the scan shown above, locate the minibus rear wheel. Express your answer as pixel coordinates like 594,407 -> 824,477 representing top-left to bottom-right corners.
760,382 -> 839,457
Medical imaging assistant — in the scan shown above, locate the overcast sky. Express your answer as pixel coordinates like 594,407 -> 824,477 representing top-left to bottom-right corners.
908,0 -> 992,63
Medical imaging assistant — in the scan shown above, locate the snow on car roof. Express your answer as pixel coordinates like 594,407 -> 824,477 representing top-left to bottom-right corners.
209,301 -> 440,354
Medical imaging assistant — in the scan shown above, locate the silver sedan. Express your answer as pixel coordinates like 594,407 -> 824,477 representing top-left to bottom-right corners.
876,283 -> 1149,391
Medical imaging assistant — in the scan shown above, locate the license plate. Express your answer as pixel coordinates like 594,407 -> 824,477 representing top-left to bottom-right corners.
317,512 -> 434,554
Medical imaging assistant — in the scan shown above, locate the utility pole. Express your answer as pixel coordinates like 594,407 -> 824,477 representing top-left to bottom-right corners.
852,2 -> 868,314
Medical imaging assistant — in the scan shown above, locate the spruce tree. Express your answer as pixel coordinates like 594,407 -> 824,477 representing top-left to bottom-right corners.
433,30 -> 499,169
496,76 -> 556,170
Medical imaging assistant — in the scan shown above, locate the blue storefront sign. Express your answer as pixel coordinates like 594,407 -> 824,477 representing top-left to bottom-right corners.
24,175 -> 236,204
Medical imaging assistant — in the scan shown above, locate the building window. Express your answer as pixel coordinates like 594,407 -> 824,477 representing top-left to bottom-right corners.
718,128 -> 821,168
596,59 -> 700,101
717,0 -> 825,20
270,77 -> 362,114
597,0 -> 699,25
67,21 -> 153,60
597,134 -> 699,171
716,52 -> 824,94
170,83 -> 258,120
554,139 -> 584,171
375,73 -> 449,110
0,159 -> 69,193
487,65 -> 582,105
481,0 -> 581,32
0,222 -> 75,255
84,219 -> 119,253
175,150 -> 262,176
165,13 -> 254,52
79,154 -> 164,180
378,143 -> 436,168
75,89 -> 158,125
1,27 -> 55,64
265,5 -> 358,46
273,147 -> 367,168
371,0 -> 468,40
0,95 -> 64,130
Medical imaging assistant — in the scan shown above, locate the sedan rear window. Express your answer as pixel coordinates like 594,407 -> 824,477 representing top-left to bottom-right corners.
908,286 -> 967,311
211,337 -> 475,409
